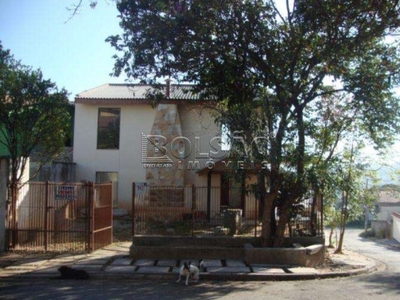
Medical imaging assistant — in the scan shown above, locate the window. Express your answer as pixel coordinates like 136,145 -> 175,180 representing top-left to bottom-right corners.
97,108 -> 120,149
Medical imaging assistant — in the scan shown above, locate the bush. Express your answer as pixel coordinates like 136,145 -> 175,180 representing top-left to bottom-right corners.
359,229 -> 375,238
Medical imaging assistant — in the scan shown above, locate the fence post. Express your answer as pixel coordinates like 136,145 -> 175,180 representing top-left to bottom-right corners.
255,193 -> 258,238
207,172 -> 211,222
320,194 -> 324,238
191,184 -> 196,237
109,182 -> 113,245
10,182 -> 18,249
44,181 -> 50,252
132,182 -> 136,237
87,181 -> 94,252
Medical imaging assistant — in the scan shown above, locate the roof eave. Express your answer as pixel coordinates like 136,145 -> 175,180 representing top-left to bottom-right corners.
74,98 -> 214,105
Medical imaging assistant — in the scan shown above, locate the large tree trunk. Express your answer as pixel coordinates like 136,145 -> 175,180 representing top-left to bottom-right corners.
335,190 -> 349,254
270,197 -> 277,238
273,200 -> 292,247
258,172 -> 266,220
260,193 -> 275,247
310,192 -> 319,236
9,181 -> 19,248
328,227 -> 334,248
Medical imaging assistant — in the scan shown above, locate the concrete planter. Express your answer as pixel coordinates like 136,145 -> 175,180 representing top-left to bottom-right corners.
130,236 -> 325,267
245,243 -> 325,267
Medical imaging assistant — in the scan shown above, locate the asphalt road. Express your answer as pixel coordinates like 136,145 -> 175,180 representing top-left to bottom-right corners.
0,228 -> 399,300
342,228 -> 400,273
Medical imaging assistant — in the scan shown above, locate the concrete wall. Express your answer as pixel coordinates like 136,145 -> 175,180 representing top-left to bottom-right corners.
393,212 -> 400,243
30,162 -> 76,182
130,236 -> 325,267
372,220 -> 390,238
376,204 -> 400,222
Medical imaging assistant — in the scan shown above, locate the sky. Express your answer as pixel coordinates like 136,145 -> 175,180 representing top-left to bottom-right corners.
0,0 -> 127,100
1,0 -> 399,184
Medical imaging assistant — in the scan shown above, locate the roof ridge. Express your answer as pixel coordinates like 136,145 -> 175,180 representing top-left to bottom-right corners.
75,83 -> 207,101
107,83 -> 197,87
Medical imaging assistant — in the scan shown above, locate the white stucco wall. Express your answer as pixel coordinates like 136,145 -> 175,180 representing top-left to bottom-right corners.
73,103 -> 157,211
377,205 -> 400,222
74,102 -> 228,212
393,213 -> 400,243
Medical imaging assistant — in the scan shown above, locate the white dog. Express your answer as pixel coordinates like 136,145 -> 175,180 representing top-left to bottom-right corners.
176,261 -> 202,285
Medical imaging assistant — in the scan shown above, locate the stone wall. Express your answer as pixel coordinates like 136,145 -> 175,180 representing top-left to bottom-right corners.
146,104 -> 184,186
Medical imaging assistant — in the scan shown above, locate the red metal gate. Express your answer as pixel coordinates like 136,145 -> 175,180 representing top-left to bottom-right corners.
6,181 -> 113,252
88,182 -> 113,252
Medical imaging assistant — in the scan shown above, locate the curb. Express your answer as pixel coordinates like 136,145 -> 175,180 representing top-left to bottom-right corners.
0,261 -> 383,281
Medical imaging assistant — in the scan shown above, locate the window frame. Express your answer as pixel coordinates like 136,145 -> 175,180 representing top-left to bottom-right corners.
96,107 -> 121,150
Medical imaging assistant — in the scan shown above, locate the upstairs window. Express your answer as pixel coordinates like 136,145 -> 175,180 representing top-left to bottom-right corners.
97,108 -> 120,149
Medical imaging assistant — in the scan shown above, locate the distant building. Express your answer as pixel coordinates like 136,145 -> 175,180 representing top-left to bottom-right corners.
372,186 -> 400,239
375,188 -> 400,222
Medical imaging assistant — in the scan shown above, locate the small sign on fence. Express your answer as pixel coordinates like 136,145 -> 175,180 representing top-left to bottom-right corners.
55,185 -> 77,200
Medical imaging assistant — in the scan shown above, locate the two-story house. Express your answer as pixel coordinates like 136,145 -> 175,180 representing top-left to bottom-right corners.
73,83 -> 254,214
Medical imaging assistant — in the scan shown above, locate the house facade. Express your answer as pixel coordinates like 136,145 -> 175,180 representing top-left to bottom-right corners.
371,188 -> 400,238
73,83 -> 251,213
374,189 -> 400,222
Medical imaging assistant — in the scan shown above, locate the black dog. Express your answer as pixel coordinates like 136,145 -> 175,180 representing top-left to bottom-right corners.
57,265 -> 89,280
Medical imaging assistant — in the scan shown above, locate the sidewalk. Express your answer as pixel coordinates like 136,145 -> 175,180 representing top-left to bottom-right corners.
0,242 -> 382,281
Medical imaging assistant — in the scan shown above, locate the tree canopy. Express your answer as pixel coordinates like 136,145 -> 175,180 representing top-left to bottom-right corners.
0,42 -> 71,187
108,0 -> 400,246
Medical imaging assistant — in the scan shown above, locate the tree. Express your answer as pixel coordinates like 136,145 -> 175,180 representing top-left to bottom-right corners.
0,42 -> 71,243
107,0 -> 400,246
324,205 -> 341,248
65,0 -> 99,22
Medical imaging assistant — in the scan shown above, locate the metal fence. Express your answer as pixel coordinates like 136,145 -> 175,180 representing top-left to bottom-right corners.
131,184 -> 323,238
132,184 -> 260,237
6,181 -> 113,252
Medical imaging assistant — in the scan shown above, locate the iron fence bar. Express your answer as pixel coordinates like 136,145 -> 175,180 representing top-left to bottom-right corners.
109,182 -> 113,246
132,182 -> 136,236
92,226 -> 113,234
88,181 -> 94,252
255,194 -> 257,237
44,181 -> 49,252
320,193 -> 324,238
191,185 -> 195,237
207,172 -> 211,222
